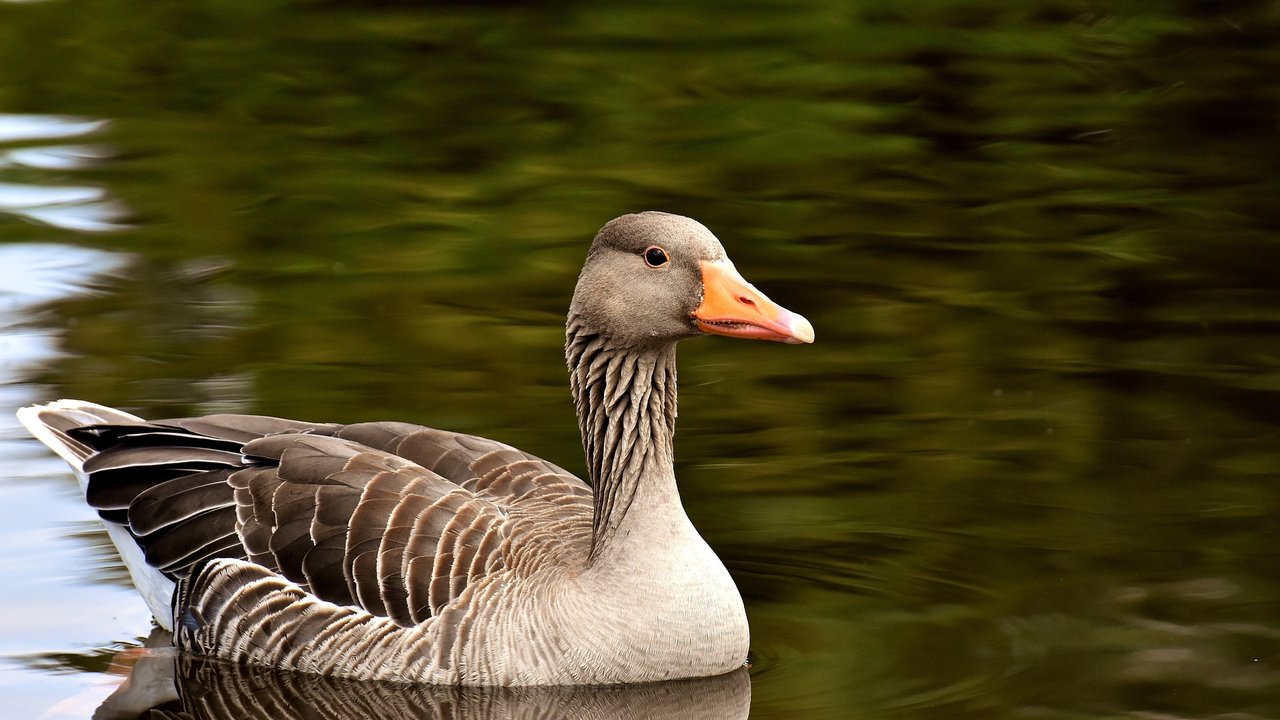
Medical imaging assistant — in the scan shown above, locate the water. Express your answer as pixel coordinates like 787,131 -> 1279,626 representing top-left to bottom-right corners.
1,1 -> 1278,718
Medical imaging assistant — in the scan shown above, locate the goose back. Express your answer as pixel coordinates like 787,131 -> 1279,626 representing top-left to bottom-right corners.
26,404 -> 594,630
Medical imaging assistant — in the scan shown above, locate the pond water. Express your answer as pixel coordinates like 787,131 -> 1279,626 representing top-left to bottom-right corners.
1,1 -> 1278,718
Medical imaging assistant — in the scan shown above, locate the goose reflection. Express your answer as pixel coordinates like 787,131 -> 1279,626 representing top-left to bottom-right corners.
96,636 -> 751,720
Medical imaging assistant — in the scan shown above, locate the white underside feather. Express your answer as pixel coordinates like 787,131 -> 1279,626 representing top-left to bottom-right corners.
18,400 -> 177,629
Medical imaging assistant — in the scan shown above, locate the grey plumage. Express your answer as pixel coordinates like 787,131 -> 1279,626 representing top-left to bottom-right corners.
19,212 -> 813,685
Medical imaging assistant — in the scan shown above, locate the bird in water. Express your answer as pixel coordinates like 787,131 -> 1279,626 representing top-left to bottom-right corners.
19,212 -> 813,686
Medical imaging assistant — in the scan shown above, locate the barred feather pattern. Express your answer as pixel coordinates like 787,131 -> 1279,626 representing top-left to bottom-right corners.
19,213 -> 780,686
136,650 -> 750,720
22,325 -> 746,684
22,403 -> 622,681
161,343 -> 742,686
170,426 -> 600,683
565,316 -> 678,558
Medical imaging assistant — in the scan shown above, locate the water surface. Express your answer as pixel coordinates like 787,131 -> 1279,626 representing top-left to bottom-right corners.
0,2 -> 1278,718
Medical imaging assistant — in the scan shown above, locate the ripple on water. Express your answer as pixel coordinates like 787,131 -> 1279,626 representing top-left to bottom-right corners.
0,113 -> 130,233
0,117 -> 136,717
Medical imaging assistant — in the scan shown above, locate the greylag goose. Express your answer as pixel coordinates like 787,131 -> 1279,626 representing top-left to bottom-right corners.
19,211 -> 814,686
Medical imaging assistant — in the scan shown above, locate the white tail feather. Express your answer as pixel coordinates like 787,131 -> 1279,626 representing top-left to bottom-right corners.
17,400 -> 177,630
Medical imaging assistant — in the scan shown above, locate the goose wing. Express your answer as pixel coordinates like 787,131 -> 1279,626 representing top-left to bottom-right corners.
25,403 -> 592,627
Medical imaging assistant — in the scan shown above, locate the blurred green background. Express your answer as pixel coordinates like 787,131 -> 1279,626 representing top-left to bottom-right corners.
1,0 -> 1278,718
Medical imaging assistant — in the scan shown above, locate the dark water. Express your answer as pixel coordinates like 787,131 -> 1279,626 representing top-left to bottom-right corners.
1,1 -> 1279,718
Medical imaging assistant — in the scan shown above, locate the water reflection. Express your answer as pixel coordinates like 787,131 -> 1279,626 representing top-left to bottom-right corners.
2,1 -> 1280,718
0,243 -> 137,719
0,114 -> 129,232
0,114 -> 136,717
0,115 -> 106,143
3,145 -> 112,171
0,243 -> 128,379
94,635 -> 750,720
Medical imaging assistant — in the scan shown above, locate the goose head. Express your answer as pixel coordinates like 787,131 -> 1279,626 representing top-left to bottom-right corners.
570,212 -> 815,348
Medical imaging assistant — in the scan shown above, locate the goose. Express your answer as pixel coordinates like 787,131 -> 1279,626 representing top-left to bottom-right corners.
18,211 -> 814,686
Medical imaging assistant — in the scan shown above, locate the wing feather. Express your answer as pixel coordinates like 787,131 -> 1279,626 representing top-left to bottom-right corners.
129,469 -> 235,536
23,404 -> 593,629
376,491 -> 436,626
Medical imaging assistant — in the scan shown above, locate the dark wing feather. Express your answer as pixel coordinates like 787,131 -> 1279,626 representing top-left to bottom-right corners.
71,429 -> 250,573
129,469 -> 236,536
49,410 -> 592,626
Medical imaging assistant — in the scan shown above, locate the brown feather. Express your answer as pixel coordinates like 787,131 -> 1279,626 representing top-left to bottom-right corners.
129,469 -> 235,536
32,408 -> 595,627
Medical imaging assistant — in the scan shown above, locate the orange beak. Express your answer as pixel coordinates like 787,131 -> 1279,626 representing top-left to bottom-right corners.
691,260 -> 815,344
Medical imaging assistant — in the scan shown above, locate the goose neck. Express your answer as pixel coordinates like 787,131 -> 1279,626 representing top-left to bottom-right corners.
566,318 -> 681,561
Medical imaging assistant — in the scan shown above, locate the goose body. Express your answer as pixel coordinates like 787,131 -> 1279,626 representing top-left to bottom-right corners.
19,212 -> 813,686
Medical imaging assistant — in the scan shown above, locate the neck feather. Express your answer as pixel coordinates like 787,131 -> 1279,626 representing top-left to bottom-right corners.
566,316 -> 679,559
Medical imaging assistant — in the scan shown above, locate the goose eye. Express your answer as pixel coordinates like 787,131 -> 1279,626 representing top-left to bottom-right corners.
643,246 -> 669,267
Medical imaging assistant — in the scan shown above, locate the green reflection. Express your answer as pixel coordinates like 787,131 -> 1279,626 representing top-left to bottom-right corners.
1,0 -> 1278,718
